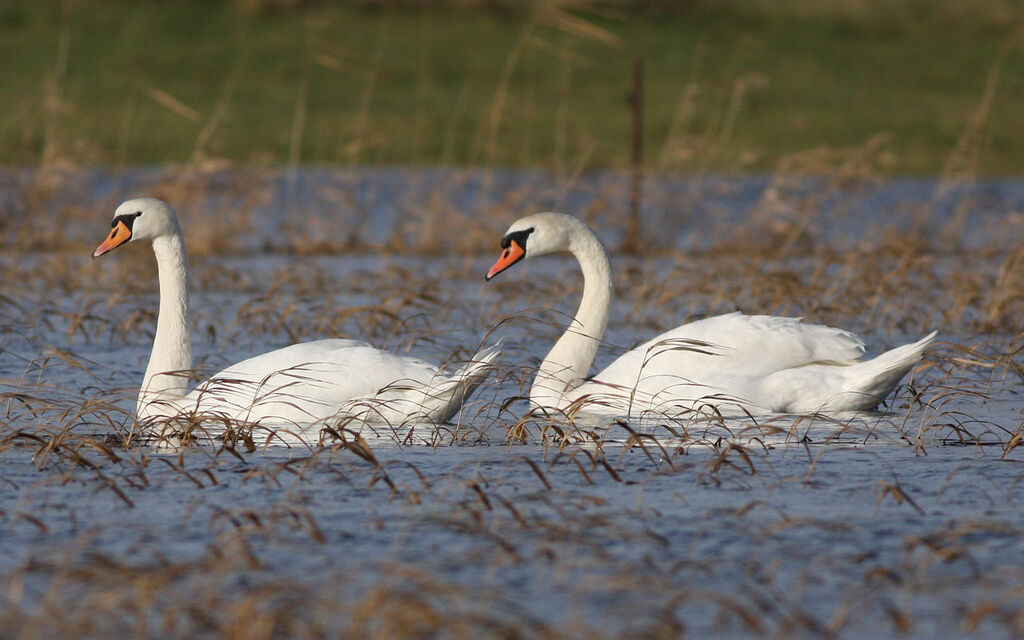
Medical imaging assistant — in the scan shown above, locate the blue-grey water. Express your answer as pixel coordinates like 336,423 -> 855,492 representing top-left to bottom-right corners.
0,167 -> 1021,637
5,166 -> 1024,251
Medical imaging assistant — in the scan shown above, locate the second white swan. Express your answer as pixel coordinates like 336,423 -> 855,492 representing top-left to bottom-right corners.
485,212 -> 935,417
94,197 -> 501,436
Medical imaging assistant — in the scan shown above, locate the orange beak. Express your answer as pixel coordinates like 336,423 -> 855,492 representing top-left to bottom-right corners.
485,240 -> 525,280
93,220 -> 133,258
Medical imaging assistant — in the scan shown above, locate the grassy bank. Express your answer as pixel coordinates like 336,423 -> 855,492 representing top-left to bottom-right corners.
3,0 -> 1024,174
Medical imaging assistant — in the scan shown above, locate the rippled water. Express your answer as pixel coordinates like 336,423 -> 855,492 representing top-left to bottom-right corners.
0,168 -> 1021,637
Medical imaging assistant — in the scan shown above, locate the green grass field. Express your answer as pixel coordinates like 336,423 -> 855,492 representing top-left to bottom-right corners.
3,0 -> 1024,174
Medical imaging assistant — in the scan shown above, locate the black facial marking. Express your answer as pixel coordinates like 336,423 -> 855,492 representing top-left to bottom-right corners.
110,211 -> 143,230
501,227 -> 534,250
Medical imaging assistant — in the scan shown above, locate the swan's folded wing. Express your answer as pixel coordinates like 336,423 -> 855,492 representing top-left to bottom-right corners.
593,312 -> 867,387
183,339 -> 443,424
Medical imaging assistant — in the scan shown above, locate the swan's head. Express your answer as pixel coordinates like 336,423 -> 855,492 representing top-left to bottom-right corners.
93,197 -> 181,258
486,212 -> 589,280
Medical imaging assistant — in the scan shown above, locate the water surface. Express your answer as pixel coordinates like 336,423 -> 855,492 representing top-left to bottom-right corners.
0,168 -> 1021,637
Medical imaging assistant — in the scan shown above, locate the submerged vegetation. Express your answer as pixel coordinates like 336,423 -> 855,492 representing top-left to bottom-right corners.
1,164 -> 1023,636
1,1 -> 1023,637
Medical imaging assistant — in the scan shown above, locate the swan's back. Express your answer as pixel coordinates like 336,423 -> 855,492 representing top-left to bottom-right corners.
568,312 -> 933,414
595,312 -> 865,384
180,339 -> 445,425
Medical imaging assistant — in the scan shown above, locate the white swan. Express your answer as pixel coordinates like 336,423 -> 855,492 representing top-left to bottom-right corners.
93,197 -> 500,434
485,212 -> 936,417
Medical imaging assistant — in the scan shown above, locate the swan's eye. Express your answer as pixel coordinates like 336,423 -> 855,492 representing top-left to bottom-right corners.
111,211 -> 143,231
502,227 -> 534,251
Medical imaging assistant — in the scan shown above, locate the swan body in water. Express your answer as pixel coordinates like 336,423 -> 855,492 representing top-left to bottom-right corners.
486,212 -> 935,417
93,197 -> 500,435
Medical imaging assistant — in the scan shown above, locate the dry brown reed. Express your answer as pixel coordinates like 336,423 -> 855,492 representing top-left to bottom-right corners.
1,44 -> 1023,632
1,171 -> 1021,477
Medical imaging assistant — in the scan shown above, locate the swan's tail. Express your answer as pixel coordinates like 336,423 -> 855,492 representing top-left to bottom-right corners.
419,339 -> 504,424
842,330 -> 937,410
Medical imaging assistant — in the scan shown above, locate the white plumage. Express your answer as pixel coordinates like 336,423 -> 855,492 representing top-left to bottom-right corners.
94,197 -> 500,433
486,212 -> 935,417
176,338 -> 501,426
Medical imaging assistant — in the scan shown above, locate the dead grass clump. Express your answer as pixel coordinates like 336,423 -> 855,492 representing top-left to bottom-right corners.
984,245 -> 1024,328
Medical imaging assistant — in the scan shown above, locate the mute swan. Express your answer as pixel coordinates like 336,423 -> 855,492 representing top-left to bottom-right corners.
93,197 -> 500,434
485,212 -> 936,417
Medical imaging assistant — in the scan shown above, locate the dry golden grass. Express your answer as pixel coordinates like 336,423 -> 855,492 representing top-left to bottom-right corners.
3,164 -> 1022,440
2,5 -> 1023,627
0,354 -> 1021,639
1,124 -> 1023,635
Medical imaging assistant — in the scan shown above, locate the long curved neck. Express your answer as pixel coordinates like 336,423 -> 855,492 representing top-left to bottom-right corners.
138,233 -> 192,418
532,227 -> 613,410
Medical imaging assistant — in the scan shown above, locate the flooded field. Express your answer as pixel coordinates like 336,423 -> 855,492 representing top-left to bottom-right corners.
1,167 -> 1022,637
